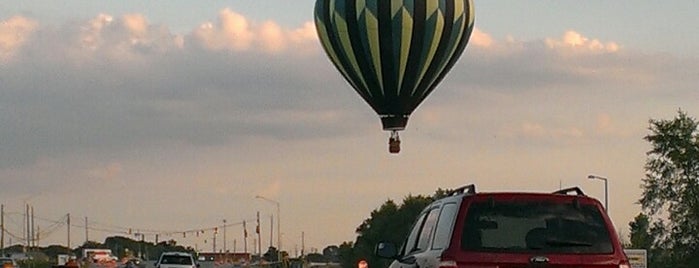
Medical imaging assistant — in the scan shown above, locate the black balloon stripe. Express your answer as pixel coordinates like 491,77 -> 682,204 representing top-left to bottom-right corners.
399,0 -> 427,111
317,0 -> 374,106
345,0 -> 384,105
412,0 -> 456,108
425,0 -> 473,101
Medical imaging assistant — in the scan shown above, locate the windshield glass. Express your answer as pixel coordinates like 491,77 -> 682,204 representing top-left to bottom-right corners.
161,255 -> 193,265
461,199 -> 613,254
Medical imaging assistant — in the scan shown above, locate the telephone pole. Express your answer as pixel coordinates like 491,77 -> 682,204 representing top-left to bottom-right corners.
25,204 -> 29,251
1,204 -> 5,256
223,219 -> 227,253
84,217 -> 88,243
67,214 -> 71,248
31,206 -> 35,247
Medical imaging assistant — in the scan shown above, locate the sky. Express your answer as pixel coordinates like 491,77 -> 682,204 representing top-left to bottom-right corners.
1,0 -> 699,256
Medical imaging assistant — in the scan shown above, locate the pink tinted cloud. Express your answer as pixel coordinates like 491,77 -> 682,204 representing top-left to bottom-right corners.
546,30 -> 620,52
192,8 -> 317,54
0,16 -> 38,61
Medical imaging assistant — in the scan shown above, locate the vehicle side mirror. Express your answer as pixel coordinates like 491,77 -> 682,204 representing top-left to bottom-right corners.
375,242 -> 398,259
196,264 -> 200,268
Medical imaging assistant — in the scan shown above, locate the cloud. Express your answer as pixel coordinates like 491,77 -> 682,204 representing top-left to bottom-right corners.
85,162 -> 124,181
546,30 -> 620,53
2,9 -> 689,172
0,16 -> 38,62
469,28 -> 494,48
446,29 -> 671,93
191,8 -> 317,54
122,14 -> 149,38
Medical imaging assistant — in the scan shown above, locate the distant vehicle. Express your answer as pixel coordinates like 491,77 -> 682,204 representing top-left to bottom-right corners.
82,249 -> 117,262
0,257 -> 18,268
155,252 -> 198,268
119,258 -> 145,268
375,184 -> 631,267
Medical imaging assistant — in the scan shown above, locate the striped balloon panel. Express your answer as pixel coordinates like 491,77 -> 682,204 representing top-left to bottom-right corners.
315,0 -> 474,129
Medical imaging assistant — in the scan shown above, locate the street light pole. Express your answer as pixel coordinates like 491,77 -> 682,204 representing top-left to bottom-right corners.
587,174 -> 608,211
256,195 -> 281,263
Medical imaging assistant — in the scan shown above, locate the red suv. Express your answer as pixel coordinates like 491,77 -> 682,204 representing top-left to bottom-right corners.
376,185 -> 630,267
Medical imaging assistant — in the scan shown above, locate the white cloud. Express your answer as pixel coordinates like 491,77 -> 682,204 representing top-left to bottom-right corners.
193,8 -> 254,51
546,30 -> 620,53
469,28 -> 494,48
0,16 -> 38,62
81,13 -> 114,50
191,8 -> 317,54
122,14 -> 148,38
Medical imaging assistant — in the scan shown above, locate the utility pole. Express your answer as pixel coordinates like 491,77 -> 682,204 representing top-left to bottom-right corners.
301,232 -> 305,257
25,204 -> 29,251
67,214 -> 71,248
223,219 -> 227,253
85,217 -> 88,243
31,206 -> 35,247
269,215 -> 273,250
256,212 -> 261,256
212,231 -> 217,253
243,220 -> 248,254
2,204 -> 5,256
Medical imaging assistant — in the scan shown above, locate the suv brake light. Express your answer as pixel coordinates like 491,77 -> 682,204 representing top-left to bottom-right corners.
438,260 -> 457,268
619,263 -> 631,268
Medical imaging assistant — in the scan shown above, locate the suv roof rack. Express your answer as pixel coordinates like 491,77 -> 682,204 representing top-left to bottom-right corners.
449,184 -> 476,196
552,186 -> 586,196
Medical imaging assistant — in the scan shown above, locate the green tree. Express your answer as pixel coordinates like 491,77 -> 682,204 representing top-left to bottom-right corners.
628,213 -> 653,250
337,241 -> 355,268
640,110 -> 699,267
343,189 -> 449,268
322,245 -> 340,263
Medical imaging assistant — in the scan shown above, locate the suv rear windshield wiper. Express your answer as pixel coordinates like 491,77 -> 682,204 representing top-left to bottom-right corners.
545,239 -> 593,247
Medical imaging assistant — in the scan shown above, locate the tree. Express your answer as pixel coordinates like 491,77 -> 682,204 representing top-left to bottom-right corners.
322,245 -> 340,263
640,110 -> 699,266
342,189 -> 449,268
337,241 -> 355,268
628,213 -> 653,250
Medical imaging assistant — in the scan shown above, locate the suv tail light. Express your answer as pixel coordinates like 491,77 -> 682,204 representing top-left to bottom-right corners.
438,260 -> 457,268
619,262 -> 631,268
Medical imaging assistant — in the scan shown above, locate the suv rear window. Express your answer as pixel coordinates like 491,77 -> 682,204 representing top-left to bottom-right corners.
461,200 -> 613,254
160,255 -> 193,265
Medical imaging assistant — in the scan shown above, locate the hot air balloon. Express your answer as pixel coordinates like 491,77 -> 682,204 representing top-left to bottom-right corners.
314,0 -> 475,153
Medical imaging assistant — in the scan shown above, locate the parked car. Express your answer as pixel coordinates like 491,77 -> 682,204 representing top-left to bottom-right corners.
155,252 -> 198,268
0,257 -> 18,268
375,184 -> 630,267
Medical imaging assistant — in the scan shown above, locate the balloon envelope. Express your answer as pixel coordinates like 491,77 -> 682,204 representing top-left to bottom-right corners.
314,0 -> 475,131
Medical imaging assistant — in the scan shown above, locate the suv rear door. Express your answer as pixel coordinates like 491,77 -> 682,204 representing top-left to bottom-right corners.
443,194 -> 626,267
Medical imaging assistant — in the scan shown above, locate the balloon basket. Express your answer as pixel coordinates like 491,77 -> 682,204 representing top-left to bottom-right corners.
389,131 -> 401,154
